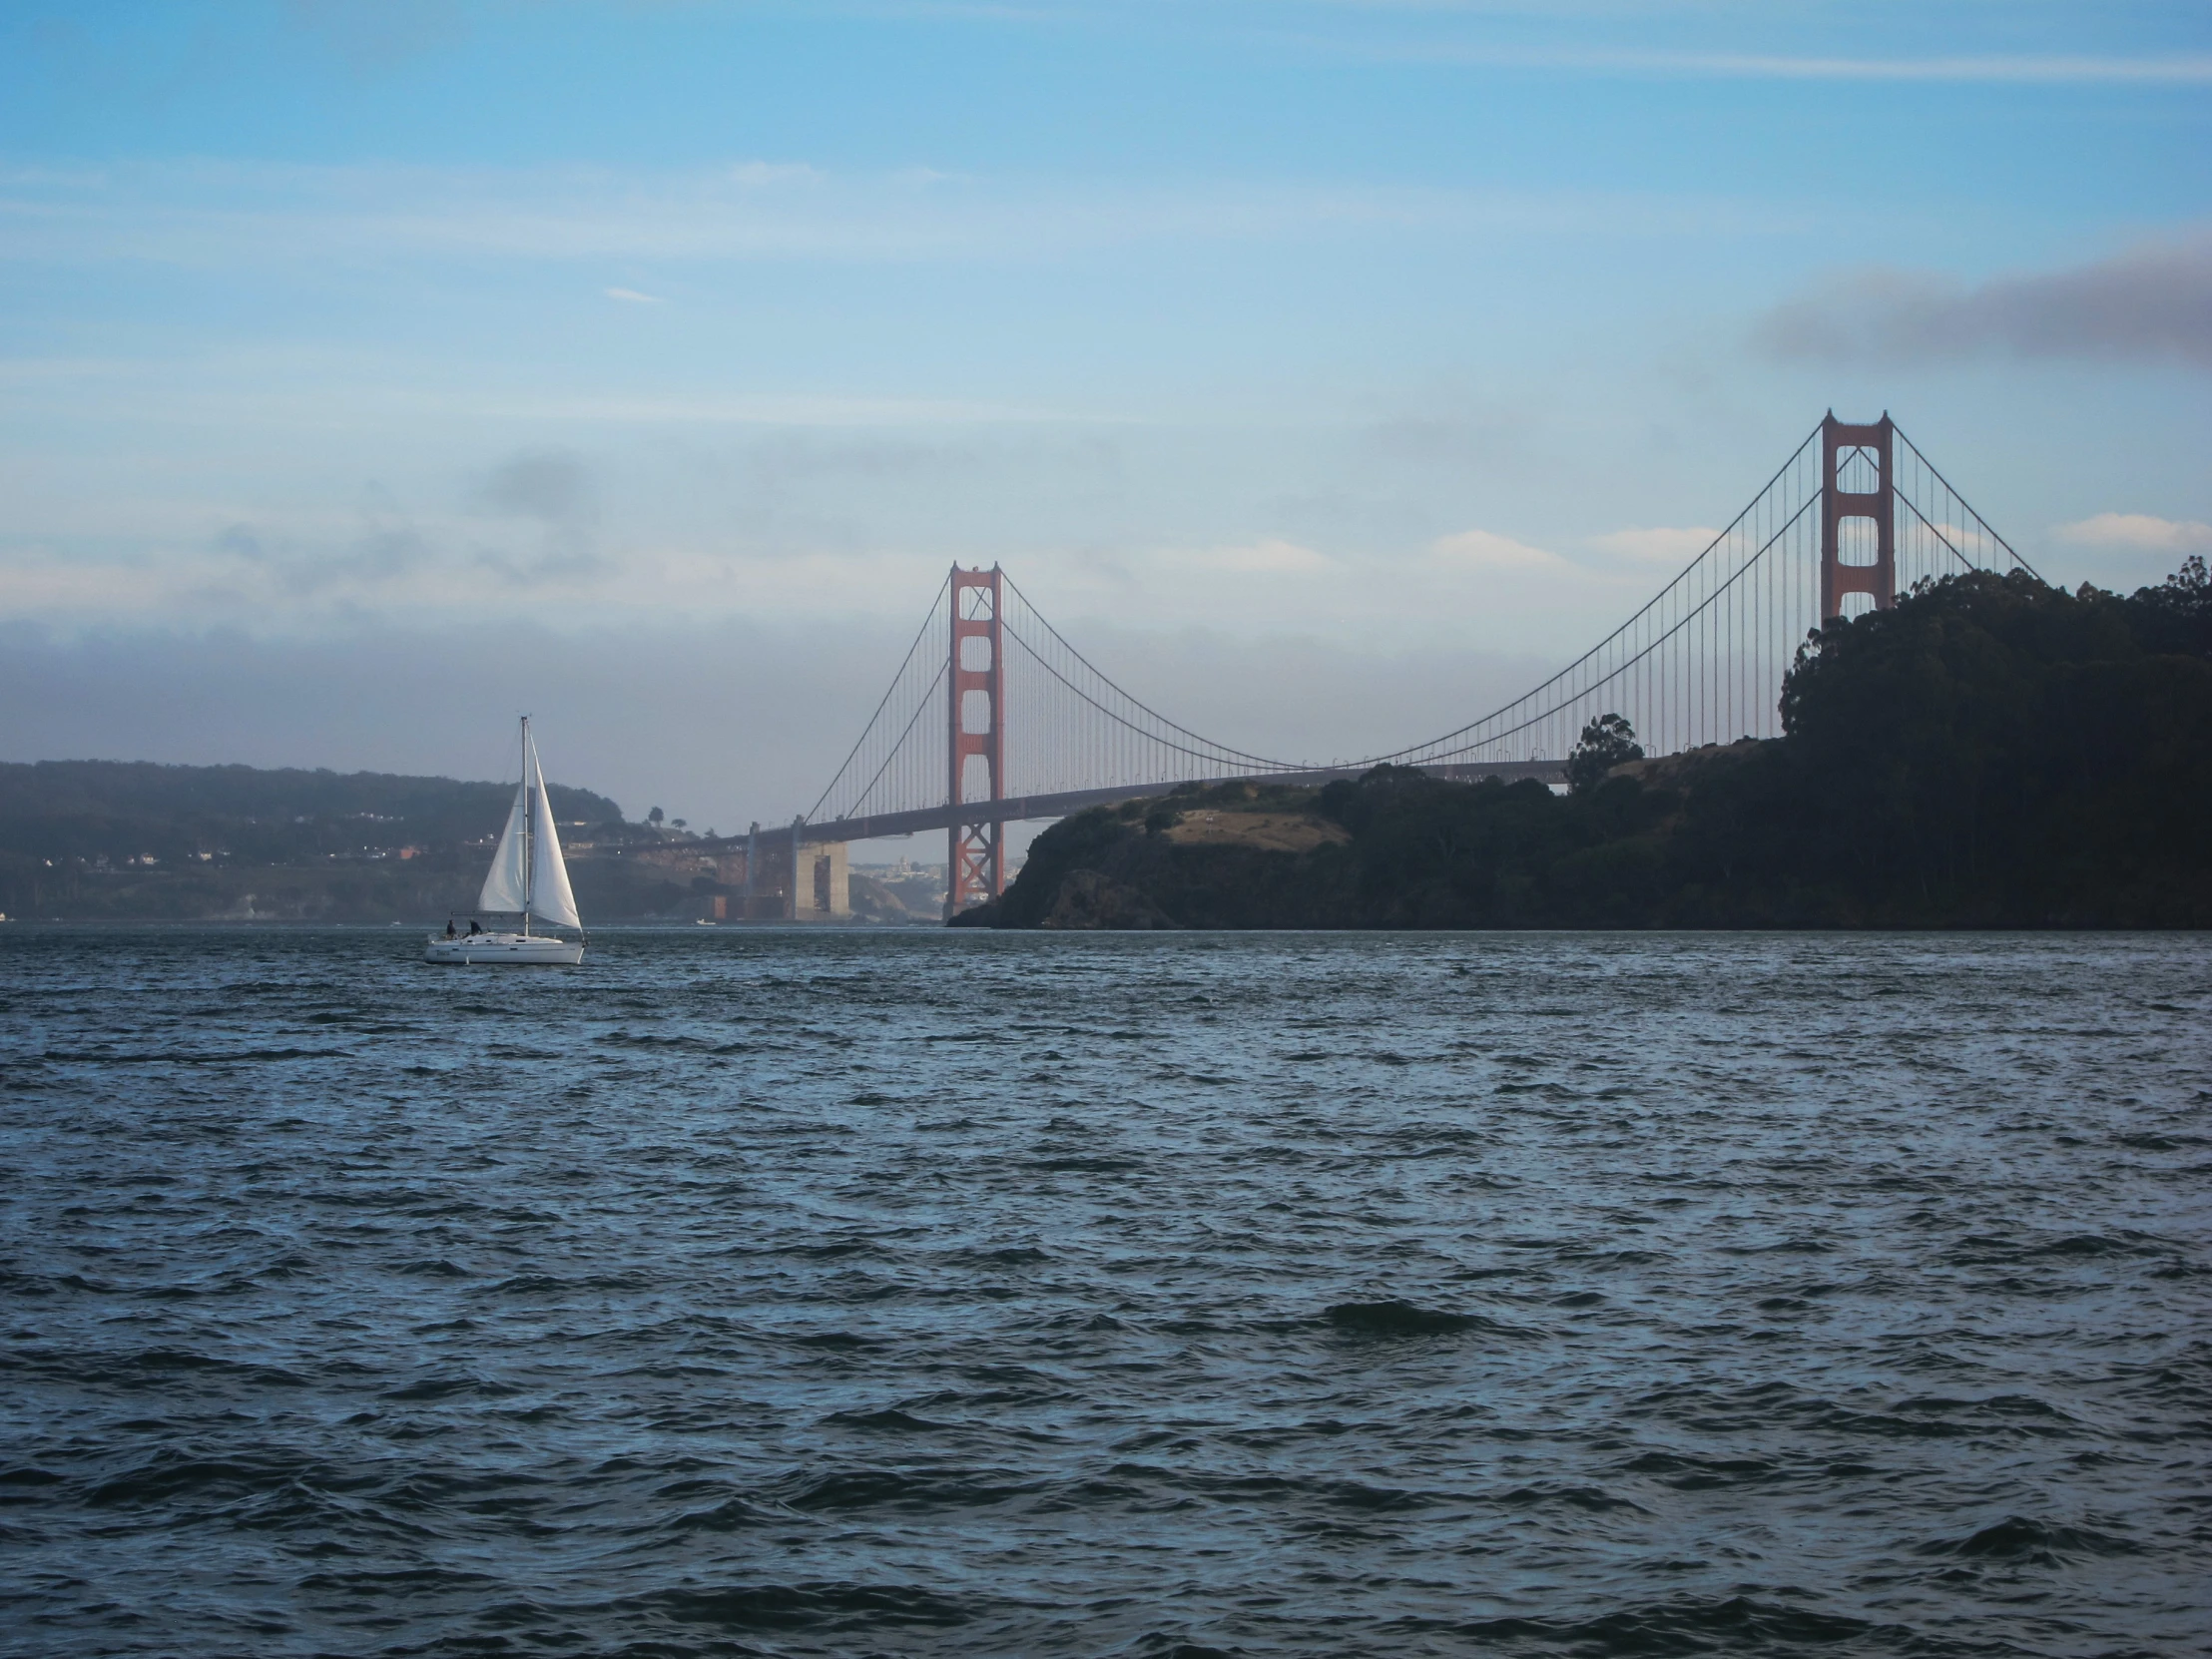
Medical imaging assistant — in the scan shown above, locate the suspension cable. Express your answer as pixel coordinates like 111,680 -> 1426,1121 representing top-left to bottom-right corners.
1386,491 -> 1821,764
999,572 -> 1293,768
1356,422 -> 1825,764
1892,423 -> 2041,580
807,569 -> 952,823
1360,428 -> 1823,764
1000,619 -> 1298,773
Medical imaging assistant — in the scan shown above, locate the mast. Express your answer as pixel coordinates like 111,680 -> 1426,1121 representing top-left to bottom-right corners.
520,716 -> 533,938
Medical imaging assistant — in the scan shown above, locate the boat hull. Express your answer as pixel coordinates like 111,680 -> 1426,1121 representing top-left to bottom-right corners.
424,932 -> 584,966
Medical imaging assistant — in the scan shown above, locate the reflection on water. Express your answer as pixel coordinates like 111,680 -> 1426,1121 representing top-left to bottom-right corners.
2,927 -> 2206,1656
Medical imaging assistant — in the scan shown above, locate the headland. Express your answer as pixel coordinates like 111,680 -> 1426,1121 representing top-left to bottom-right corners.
956,562 -> 2212,930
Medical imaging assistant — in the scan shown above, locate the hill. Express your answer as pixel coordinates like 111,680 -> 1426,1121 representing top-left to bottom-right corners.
0,760 -> 625,865
0,761 -> 635,920
960,559 -> 2212,930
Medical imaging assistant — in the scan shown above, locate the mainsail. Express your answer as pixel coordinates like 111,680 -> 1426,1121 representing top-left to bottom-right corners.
473,722 -> 582,929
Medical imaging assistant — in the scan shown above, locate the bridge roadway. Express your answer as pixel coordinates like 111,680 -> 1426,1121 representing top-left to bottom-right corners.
789,760 -> 1568,845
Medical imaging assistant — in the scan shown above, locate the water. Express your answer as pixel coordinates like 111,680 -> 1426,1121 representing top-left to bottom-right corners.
2,927 -> 2206,1658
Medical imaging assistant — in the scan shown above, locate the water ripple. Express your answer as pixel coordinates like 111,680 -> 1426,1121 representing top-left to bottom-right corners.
1,926 -> 2206,1656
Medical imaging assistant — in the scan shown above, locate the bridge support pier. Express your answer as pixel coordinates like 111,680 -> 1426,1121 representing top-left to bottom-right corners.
947,563 -> 1006,917
1821,412 -> 1896,621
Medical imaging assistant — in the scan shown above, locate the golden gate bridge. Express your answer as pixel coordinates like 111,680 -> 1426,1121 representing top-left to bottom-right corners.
751,414 -> 2038,917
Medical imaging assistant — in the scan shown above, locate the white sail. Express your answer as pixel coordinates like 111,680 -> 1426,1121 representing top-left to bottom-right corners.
526,738 -> 581,928
477,780 -> 531,914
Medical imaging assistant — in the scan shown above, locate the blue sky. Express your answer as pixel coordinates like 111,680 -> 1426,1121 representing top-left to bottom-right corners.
2,1 -> 2207,824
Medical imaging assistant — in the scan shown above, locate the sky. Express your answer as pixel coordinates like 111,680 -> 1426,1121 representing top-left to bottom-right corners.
2,0 -> 2208,832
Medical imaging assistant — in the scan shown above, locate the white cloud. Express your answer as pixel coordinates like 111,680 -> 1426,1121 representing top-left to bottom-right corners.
603,286 -> 664,303
1587,525 -> 1719,563
1430,527 -> 1569,571
2055,513 -> 2212,555
0,159 -> 1780,274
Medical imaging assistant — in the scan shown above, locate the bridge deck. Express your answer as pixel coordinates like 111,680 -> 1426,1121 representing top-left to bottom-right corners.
795,761 -> 1565,845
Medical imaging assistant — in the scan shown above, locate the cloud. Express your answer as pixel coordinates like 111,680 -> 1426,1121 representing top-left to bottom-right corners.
604,286 -> 664,303
0,610 -> 1576,833
1754,237 -> 2212,370
1587,525 -> 1720,563
470,543 -> 609,587
473,450 -> 595,527
0,159 -> 1774,274
811,6 -> 2212,87
216,524 -> 269,562
264,5 -> 2212,92
503,392 -> 1050,426
1358,405 -> 1538,472
1555,50 -> 2212,85
2055,513 -> 2212,556
468,450 -> 601,582
1191,538 -> 1332,574
1430,528 -> 1569,571
283,0 -> 464,72
328,522 -> 430,589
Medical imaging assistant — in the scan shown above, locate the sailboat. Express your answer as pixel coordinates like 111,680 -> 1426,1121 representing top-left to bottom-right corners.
425,717 -> 586,965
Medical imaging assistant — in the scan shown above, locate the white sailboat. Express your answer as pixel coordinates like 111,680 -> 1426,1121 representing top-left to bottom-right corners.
425,718 -> 586,965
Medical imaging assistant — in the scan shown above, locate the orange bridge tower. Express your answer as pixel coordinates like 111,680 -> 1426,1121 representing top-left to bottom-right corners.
1820,412 -> 1897,621
946,564 -> 1006,916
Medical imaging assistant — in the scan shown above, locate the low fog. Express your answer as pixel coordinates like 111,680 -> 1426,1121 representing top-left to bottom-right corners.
0,619 -> 1557,838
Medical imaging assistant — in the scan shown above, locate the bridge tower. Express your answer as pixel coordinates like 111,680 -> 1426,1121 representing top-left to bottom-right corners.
946,563 -> 1005,916
1821,412 -> 1896,621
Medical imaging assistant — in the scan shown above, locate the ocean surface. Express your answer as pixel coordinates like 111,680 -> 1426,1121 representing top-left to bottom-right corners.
2,926 -> 2207,1658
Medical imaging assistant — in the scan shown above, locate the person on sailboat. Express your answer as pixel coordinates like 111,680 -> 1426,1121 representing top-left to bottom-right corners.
445,919 -> 457,938
468,918 -> 482,935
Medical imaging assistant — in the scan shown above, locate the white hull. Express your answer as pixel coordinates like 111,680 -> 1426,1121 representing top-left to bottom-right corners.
424,931 -> 583,966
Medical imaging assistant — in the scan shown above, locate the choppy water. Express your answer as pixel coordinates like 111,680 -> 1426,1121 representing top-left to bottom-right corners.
2,927 -> 2207,1658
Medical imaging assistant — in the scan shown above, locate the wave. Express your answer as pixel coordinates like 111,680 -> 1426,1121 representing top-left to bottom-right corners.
1324,1301 -> 1533,1338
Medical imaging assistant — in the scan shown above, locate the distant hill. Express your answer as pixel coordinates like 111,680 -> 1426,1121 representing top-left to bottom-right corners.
0,760 -> 626,867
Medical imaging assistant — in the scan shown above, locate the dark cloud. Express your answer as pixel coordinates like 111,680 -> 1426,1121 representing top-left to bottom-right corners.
469,451 -> 601,583
474,449 -> 596,528
337,524 -> 430,585
215,524 -> 267,561
469,545 -> 609,587
1754,237 -> 2212,370
210,508 -> 430,595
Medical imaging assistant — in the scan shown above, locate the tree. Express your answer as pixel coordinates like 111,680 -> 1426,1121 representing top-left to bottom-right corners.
647,807 -> 665,826
1567,713 -> 1643,794
2127,554 -> 2212,658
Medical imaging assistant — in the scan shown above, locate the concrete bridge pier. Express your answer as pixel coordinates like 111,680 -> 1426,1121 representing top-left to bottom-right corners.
638,831 -> 847,920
